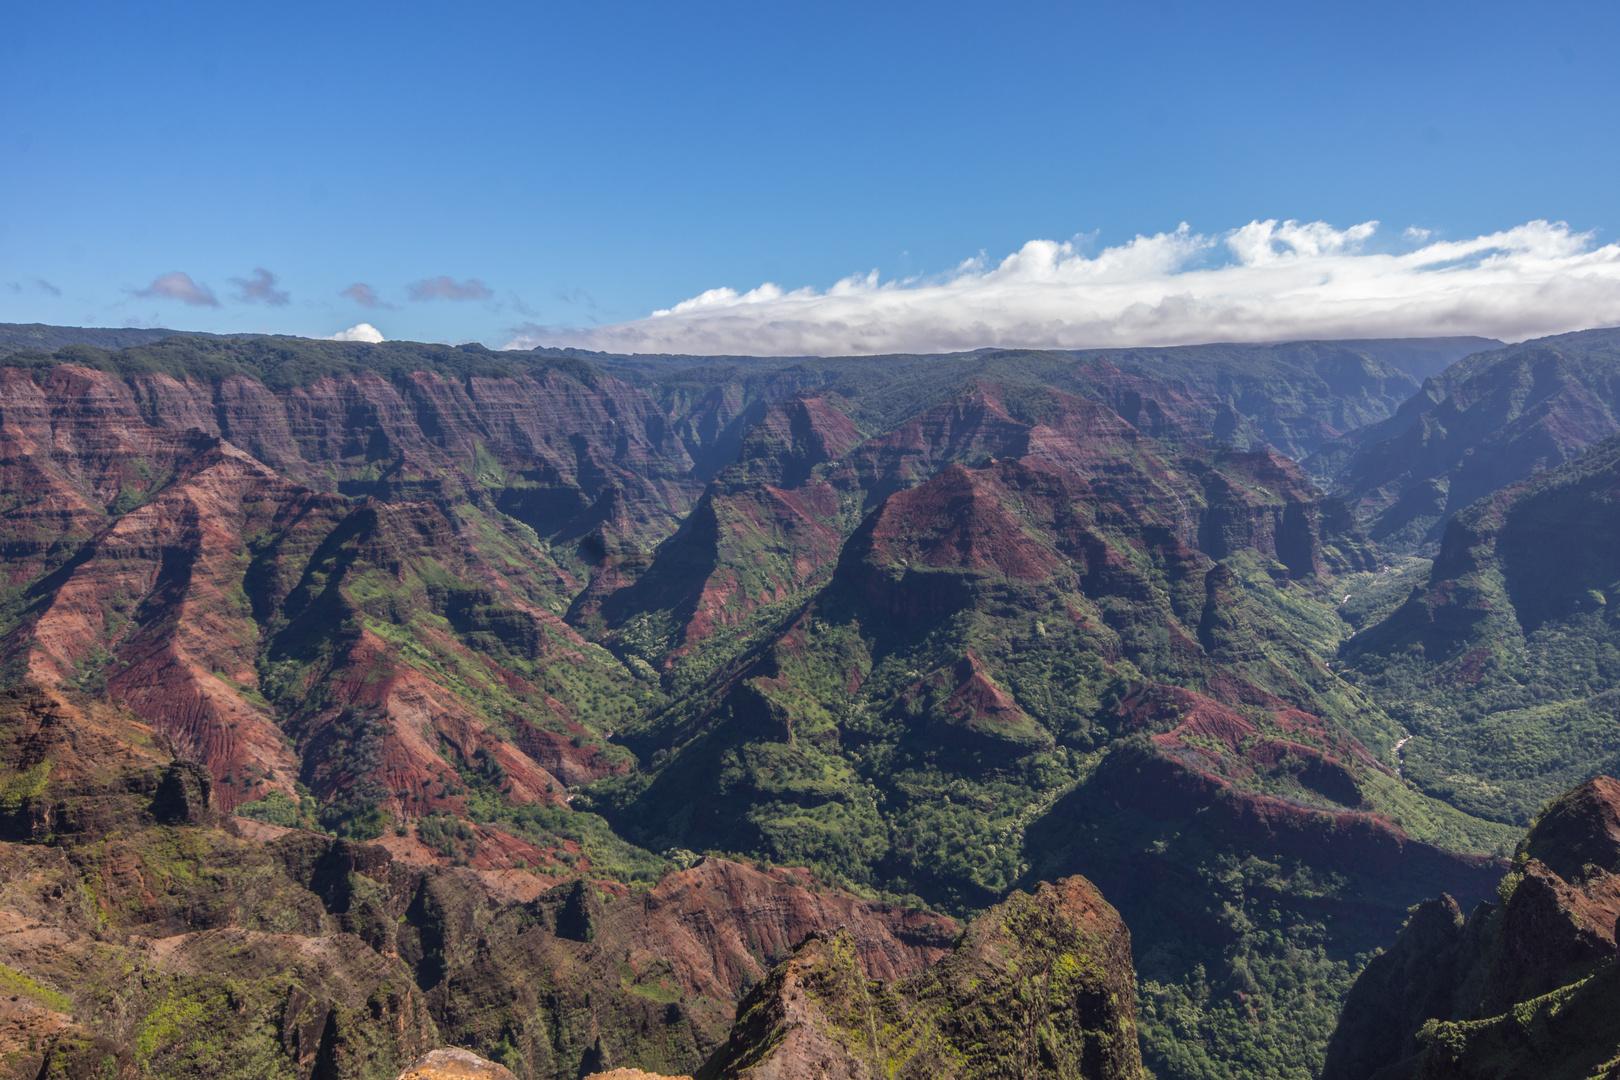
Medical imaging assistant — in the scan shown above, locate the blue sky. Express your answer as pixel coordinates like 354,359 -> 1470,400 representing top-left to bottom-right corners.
4,1 -> 1619,352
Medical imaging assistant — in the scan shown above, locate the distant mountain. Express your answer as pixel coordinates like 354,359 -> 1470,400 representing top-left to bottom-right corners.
1329,336 -> 1502,380
1309,327 -> 1620,551
1068,340 -> 1424,458
577,337 -> 1430,462
0,320 -> 211,356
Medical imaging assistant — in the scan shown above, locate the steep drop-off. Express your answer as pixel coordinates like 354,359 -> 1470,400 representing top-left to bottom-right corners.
0,329 -> 1545,1080
1325,776 -> 1620,1080
585,386 -> 1497,1079
699,876 -> 1142,1080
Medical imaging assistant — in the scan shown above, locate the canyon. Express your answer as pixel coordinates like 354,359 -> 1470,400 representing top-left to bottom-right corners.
1,325 -> 1618,1078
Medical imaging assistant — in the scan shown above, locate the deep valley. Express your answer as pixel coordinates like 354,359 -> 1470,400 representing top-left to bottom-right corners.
2,325 -> 1619,1080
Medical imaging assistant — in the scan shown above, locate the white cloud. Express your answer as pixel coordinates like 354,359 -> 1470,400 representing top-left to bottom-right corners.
1403,226 -> 1433,242
508,219 -> 1620,356
136,271 -> 219,307
326,323 -> 385,343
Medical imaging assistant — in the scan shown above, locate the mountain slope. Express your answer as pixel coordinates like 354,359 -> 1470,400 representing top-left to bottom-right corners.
1312,327 -> 1620,551
1342,430 -> 1620,826
580,388 -> 1503,1079
0,330 -> 1555,1080
1072,340 -> 1423,458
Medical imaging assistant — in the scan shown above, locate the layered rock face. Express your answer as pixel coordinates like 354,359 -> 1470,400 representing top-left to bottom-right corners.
1324,776 -> 1620,1080
597,380 -> 1376,668
0,356 -> 701,556
0,358 -> 671,821
699,876 -> 1142,1080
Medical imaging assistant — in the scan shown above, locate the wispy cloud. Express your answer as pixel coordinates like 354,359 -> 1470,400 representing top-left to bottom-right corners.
509,220 -> 1620,356
232,267 -> 289,306
136,271 -> 219,307
325,323 -> 385,343
341,282 -> 392,309
408,276 -> 493,302
504,290 -> 537,318
5,279 -> 65,297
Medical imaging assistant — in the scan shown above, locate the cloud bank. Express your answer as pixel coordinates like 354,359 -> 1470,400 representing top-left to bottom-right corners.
326,323 -> 385,343
137,271 -> 219,307
509,220 -> 1620,356
409,276 -> 493,301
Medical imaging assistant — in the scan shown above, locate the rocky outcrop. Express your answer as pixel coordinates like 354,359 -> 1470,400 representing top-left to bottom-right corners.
698,876 -> 1142,1080
727,396 -> 863,490
395,1048 -> 519,1080
1324,776 -> 1620,1080
0,686 -> 958,1080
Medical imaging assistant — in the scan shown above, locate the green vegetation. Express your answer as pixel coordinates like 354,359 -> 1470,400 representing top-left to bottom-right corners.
233,787 -> 321,830
419,811 -> 478,863
1342,432 -> 1620,826
0,960 -> 72,1012
702,879 -> 1141,1080
0,760 -> 52,808
1136,869 -> 1364,1080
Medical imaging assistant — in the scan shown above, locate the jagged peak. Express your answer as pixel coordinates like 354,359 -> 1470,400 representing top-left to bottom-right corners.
1524,775 -> 1620,883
